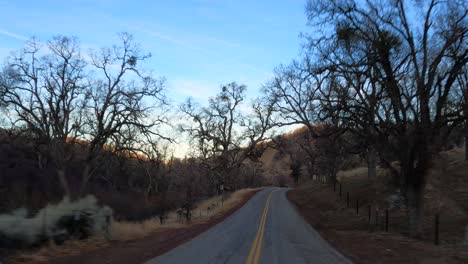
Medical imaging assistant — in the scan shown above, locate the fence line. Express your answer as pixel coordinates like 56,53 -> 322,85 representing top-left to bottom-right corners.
313,178 -> 441,246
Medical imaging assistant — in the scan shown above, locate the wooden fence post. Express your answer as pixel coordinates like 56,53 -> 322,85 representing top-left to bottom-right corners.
339,183 -> 342,199
375,209 -> 379,228
385,209 -> 389,232
464,225 -> 468,246
368,205 -> 371,224
347,192 -> 350,208
435,214 -> 439,245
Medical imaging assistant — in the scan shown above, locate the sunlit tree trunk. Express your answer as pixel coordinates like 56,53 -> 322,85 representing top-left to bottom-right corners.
56,168 -> 71,197
80,162 -> 93,195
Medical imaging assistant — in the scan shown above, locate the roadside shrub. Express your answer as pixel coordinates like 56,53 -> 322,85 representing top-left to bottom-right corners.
0,195 -> 112,248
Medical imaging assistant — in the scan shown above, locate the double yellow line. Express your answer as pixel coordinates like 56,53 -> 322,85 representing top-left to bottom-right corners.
245,191 -> 273,264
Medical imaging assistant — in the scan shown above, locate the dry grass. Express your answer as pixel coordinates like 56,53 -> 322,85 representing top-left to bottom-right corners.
110,188 -> 260,241
297,147 -> 468,244
6,188 -> 260,263
288,149 -> 468,263
8,237 -> 109,264
337,166 -> 369,179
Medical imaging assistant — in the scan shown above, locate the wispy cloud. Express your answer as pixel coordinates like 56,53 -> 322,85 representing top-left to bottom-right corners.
170,78 -> 219,101
131,25 -> 205,53
0,29 -> 28,41
102,14 -> 219,53
102,16 -> 267,76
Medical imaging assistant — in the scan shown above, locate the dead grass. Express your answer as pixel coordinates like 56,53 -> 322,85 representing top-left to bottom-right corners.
288,147 -> 468,263
6,188 -> 260,263
8,237 -> 109,264
332,148 -> 468,242
289,182 -> 468,263
110,188 -> 260,241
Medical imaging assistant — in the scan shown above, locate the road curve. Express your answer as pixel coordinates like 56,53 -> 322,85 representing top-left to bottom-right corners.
145,188 -> 352,264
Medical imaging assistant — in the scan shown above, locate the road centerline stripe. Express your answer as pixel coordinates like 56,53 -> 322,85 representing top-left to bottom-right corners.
246,190 -> 274,264
253,198 -> 270,264
246,197 -> 268,264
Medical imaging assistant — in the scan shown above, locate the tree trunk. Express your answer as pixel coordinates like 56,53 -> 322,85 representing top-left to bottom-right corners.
36,145 -> 48,169
37,151 -> 44,169
368,146 -> 377,178
465,97 -> 468,161
406,182 -> 425,238
56,168 -> 71,197
464,225 -> 468,246
329,167 -> 337,185
464,119 -> 467,161
80,163 -> 91,195
402,141 -> 429,238
465,131 -> 468,161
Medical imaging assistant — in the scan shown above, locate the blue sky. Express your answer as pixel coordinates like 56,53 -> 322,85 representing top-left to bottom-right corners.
0,0 -> 308,104
0,0 -> 308,156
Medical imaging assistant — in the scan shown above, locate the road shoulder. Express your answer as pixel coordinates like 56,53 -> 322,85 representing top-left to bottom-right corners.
287,186 -> 468,264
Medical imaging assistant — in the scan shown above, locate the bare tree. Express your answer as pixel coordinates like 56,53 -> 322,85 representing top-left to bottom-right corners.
79,33 -> 169,194
180,82 -> 274,192
263,61 -> 349,183
458,65 -> 468,160
138,139 -> 171,201
263,61 -> 323,134
316,65 -> 381,179
306,0 -> 468,237
0,36 -> 86,196
0,33 -> 170,197
270,129 -> 316,184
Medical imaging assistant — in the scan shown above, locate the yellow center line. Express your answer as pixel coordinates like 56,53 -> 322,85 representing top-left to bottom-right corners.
253,198 -> 270,264
246,190 -> 274,264
246,195 -> 269,264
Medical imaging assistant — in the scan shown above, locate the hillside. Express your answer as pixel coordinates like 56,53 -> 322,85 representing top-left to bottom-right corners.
288,147 -> 468,263
258,146 -> 293,186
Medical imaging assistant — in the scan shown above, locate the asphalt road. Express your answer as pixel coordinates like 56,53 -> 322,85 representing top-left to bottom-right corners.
145,188 -> 352,264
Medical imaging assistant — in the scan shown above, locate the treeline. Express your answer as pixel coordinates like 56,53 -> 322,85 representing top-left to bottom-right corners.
0,131 -> 263,220
261,0 -> 467,238
0,34 -> 268,221
269,125 -> 362,186
269,122 -> 465,186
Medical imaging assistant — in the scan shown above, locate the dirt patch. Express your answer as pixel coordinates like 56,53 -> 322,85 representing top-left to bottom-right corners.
5,189 -> 259,264
288,185 -> 468,264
